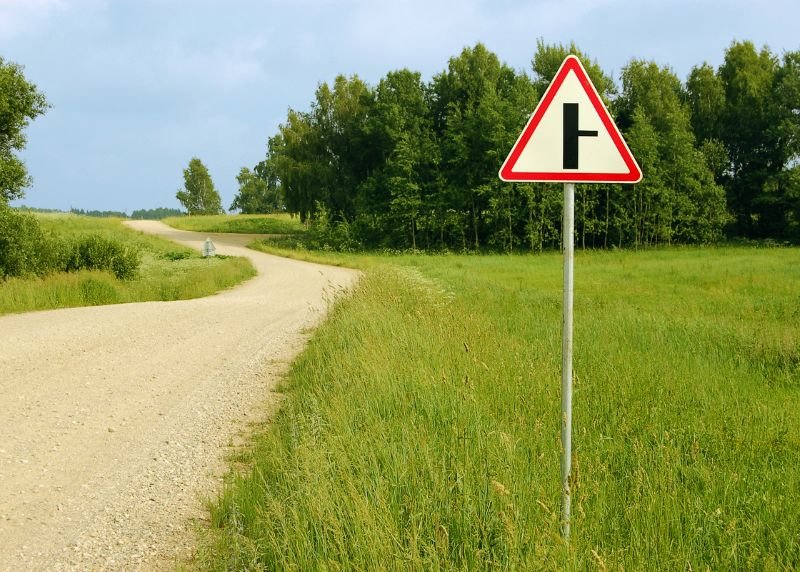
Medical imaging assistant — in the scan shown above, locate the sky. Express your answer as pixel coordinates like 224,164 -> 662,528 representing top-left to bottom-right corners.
2,0 -> 798,213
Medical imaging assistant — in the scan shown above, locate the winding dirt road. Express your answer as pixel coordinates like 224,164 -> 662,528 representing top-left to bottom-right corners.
0,221 -> 358,570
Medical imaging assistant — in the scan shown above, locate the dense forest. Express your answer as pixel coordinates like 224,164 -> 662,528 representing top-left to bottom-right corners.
239,40 -> 799,251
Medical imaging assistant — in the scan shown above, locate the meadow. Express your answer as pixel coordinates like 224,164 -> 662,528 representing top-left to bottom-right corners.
0,214 -> 255,315
162,213 -> 305,235
197,245 -> 799,570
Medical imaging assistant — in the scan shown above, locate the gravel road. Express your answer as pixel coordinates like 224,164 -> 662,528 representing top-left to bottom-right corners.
0,221 -> 359,570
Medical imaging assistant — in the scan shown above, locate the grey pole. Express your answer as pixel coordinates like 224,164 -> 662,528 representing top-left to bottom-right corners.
561,182 -> 575,541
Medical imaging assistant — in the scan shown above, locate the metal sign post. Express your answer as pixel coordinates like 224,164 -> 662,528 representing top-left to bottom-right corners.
561,182 -> 575,540
498,55 -> 642,543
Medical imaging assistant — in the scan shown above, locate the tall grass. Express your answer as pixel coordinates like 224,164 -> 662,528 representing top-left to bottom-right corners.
163,213 -> 305,235
0,214 -> 255,315
198,247 -> 800,570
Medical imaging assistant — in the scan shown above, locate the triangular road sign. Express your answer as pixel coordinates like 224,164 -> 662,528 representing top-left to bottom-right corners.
499,55 -> 642,184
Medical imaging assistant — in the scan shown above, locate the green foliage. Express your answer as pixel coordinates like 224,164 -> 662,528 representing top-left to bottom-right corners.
531,39 -> 616,102
363,69 -> 436,249
130,207 -> 185,220
0,214 -> 256,314
305,202 -> 361,251
0,207 -> 141,280
176,157 -> 224,215
0,57 -> 49,203
259,41 -> 749,251
229,166 -> 283,214
619,61 -> 730,245
161,250 -> 192,261
198,247 -> 800,570
65,234 -> 141,280
163,213 -> 304,234
432,44 -> 539,250
685,63 -> 725,145
70,208 -> 129,218
78,276 -> 120,305
0,205 -> 57,278
265,110 -> 321,223
688,41 -> 800,239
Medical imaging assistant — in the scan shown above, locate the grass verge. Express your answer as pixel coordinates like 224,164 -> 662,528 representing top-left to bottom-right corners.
0,214 -> 256,315
197,246 -> 800,570
162,213 -> 305,235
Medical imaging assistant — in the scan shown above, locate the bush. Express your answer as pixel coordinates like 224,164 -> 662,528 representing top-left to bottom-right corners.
161,250 -> 192,261
0,207 -> 142,281
66,234 -> 141,280
306,202 -> 362,251
0,206 -> 53,278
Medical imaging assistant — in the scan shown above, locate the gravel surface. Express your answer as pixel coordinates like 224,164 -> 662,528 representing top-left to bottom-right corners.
0,221 -> 359,570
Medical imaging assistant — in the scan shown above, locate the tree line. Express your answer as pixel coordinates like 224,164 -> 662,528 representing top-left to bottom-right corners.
234,40 -> 798,251
16,206 -> 185,219
3,42 -> 799,256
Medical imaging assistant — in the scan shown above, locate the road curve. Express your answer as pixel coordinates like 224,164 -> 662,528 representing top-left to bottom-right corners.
0,221 -> 359,570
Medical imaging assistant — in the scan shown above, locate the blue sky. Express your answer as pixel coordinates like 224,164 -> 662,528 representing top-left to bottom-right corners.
3,0 -> 798,212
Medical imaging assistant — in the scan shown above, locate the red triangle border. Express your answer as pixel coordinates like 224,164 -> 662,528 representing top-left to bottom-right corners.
499,55 -> 642,184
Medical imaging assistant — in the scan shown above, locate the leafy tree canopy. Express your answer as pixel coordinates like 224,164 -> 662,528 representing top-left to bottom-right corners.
176,157 -> 223,215
688,41 -> 800,238
255,39 -> 800,249
531,39 -> 616,102
230,165 -> 283,214
0,58 -> 49,203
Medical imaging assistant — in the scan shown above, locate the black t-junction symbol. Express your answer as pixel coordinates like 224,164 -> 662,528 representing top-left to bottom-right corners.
563,103 -> 598,169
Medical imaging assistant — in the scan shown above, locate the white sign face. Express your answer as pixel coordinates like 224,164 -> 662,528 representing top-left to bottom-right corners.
499,55 -> 642,184
202,238 -> 216,257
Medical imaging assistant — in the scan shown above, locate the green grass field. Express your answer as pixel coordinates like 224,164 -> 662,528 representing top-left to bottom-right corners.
163,213 -> 305,235
198,246 -> 799,570
0,214 -> 256,315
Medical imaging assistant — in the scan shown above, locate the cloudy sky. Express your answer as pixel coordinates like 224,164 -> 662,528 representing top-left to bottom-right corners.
2,0 -> 798,212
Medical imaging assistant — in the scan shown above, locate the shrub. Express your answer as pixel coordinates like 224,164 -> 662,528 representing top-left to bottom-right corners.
66,234 -> 141,280
0,206 -> 53,278
0,207 -> 142,281
161,250 -> 192,261
306,202 -> 362,251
